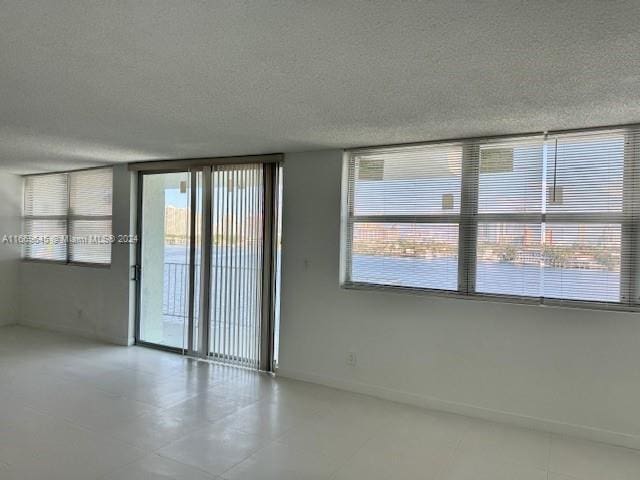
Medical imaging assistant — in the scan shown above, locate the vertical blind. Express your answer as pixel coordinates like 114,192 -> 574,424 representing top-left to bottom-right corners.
23,168 -> 113,265
209,163 -> 264,368
342,125 -> 640,308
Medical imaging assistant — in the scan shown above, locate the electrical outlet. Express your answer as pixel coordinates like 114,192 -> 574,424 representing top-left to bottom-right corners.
346,351 -> 357,366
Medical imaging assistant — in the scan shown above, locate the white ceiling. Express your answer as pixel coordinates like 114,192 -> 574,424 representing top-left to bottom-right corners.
2,1 -> 640,174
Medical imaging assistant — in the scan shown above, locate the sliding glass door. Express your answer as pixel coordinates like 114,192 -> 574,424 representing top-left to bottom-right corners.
136,162 -> 280,370
209,164 -> 264,368
138,171 -> 201,350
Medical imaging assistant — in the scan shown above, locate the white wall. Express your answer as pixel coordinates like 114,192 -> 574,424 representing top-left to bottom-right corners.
277,150 -> 640,449
19,164 -> 136,345
0,172 -> 22,326
11,152 -> 640,448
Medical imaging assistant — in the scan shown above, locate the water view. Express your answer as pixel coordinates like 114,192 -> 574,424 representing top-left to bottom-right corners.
351,254 -> 619,302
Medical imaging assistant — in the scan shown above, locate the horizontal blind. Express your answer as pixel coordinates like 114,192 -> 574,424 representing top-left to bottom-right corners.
342,125 -> 640,307
24,173 -> 68,216
23,168 -> 113,265
542,130 -> 626,303
23,173 -> 68,261
69,168 -> 113,264
346,144 -> 462,291
466,135 -> 544,296
474,136 -> 545,297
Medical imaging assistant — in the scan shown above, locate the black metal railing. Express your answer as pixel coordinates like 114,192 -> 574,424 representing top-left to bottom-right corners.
162,262 -> 190,318
161,261 -> 262,318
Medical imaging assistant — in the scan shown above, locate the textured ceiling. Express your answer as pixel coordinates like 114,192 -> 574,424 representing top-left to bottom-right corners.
2,1 -> 640,173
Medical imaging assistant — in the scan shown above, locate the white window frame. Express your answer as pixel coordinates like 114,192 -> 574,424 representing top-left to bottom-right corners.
22,167 -> 113,267
340,125 -> 640,312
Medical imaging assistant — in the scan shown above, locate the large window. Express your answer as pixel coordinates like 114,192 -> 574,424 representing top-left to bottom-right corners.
23,168 -> 113,265
346,144 -> 462,290
341,126 -> 640,308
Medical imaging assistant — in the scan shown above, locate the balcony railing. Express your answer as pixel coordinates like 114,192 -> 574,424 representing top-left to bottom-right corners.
163,262 -> 190,318
161,261 -> 264,319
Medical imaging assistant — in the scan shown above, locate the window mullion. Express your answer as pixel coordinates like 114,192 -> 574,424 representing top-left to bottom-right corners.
65,172 -> 71,264
458,143 -> 479,295
340,155 -> 356,285
621,130 -> 640,304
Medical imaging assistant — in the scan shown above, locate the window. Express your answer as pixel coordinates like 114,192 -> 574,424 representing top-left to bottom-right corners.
345,144 -> 462,291
341,126 -> 640,308
23,168 -> 113,265
475,138 -> 544,297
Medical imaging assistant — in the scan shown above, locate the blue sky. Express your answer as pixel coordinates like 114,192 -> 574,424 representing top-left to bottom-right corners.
165,188 -> 189,208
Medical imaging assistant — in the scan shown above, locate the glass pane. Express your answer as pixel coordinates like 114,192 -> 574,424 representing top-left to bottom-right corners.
23,219 -> 67,261
478,141 -> 543,214
69,168 -> 113,216
546,133 -> 624,214
139,172 -> 194,349
69,220 -> 112,264
542,223 -> 621,302
476,223 -> 542,297
350,222 -> 458,290
353,145 -> 462,216
210,164 -> 264,368
24,173 -> 68,217
273,165 -> 283,368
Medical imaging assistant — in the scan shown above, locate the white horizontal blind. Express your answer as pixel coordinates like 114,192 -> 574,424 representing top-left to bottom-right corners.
69,169 -> 113,264
474,137 -> 545,297
342,125 -> 640,307
23,168 -> 113,265
542,131 -> 626,303
346,144 -> 462,291
23,173 -> 68,261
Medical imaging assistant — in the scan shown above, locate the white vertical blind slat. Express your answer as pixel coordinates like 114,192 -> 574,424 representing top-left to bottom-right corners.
209,164 -> 264,367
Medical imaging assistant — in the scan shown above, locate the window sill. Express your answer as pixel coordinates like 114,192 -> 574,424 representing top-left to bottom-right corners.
21,258 -> 111,269
341,280 -> 640,313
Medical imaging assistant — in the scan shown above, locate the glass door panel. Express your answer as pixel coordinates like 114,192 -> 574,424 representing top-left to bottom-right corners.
139,171 -> 196,350
209,164 -> 264,368
136,162 -> 280,370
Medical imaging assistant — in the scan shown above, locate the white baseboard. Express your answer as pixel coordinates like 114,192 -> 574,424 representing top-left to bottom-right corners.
277,367 -> 640,451
18,319 -> 131,346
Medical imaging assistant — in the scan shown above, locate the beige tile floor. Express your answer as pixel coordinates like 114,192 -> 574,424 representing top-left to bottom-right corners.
1,325 -> 639,479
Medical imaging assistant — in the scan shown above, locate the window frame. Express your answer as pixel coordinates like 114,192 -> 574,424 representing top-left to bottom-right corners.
341,142 -> 464,294
340,125 -> 640,312
22,166 -> 113,268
